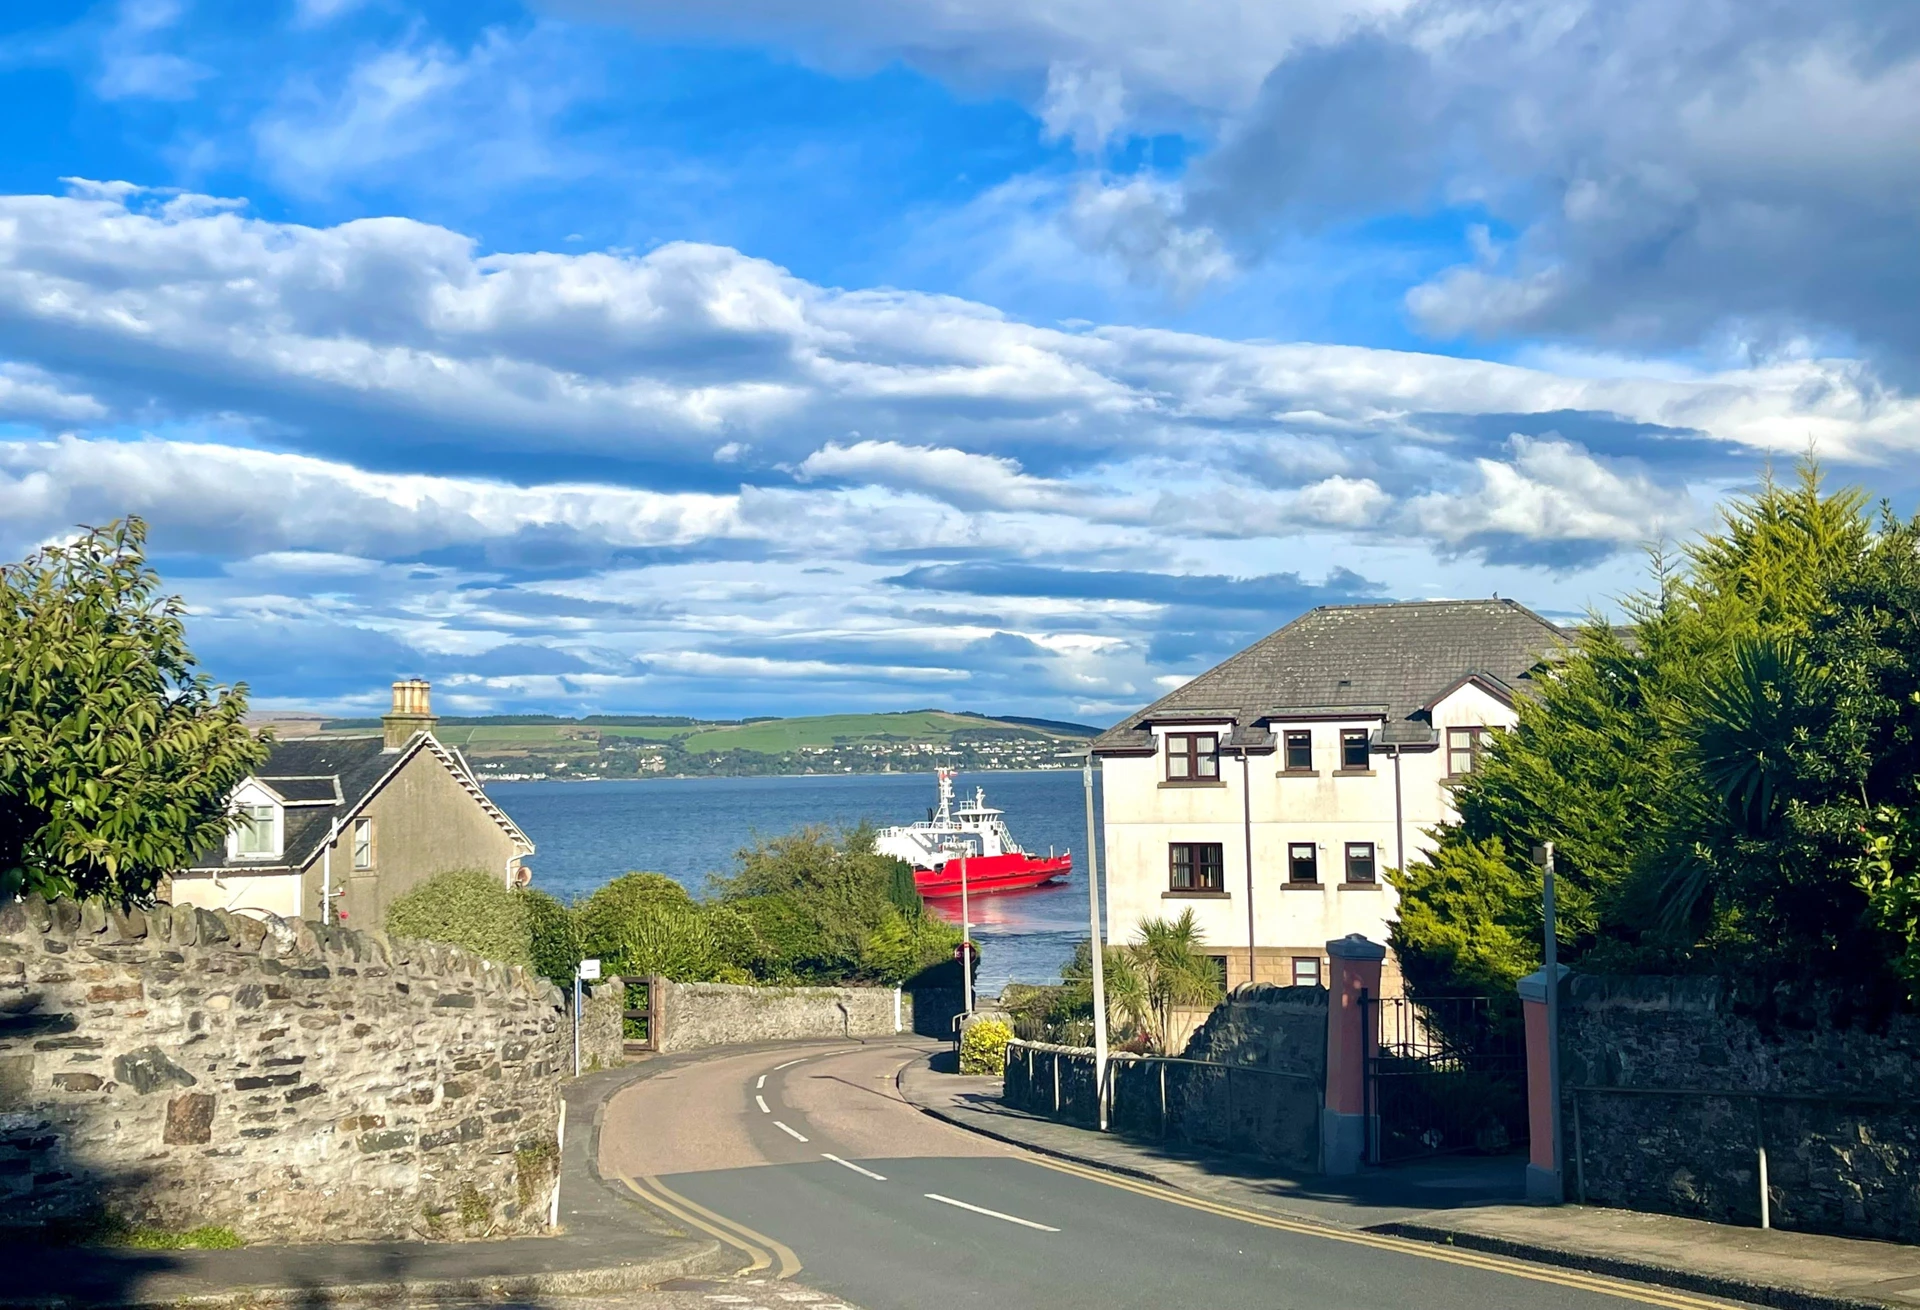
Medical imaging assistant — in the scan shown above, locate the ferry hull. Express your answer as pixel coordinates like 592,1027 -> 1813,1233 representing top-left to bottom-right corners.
914,852 -> 1070,898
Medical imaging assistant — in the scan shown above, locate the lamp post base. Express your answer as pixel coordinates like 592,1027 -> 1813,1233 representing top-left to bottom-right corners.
1525,1163 -> 1564,1204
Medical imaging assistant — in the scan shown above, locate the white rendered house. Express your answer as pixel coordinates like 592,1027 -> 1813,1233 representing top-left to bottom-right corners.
1090,599 -> 1567,992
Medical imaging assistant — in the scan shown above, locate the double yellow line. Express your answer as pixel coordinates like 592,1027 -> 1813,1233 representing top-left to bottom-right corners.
621,1173 -> 803,1280
1025,1155 -> 1738,1310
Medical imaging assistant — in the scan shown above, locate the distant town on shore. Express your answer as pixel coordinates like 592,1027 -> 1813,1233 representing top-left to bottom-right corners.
244,708 -> 1103,781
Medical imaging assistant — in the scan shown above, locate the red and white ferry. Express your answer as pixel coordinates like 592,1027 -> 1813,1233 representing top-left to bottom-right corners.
875,768 -> 1071,898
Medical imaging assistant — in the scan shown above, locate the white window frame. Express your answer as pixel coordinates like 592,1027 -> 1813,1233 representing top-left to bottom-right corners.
351,817 -> 373,870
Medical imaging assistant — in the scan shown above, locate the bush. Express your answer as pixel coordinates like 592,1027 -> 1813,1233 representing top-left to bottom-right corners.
859,906 -> 962,984
385,869 -> 531,967
576,871 -> 757,982
519,887 -> 582,985
959,1017 -> 1012,1075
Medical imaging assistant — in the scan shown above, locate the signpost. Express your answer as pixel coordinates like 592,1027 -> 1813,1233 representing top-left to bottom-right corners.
573,958 -> 601,1077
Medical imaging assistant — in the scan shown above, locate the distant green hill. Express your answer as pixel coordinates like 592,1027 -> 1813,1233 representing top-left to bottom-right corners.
317,709 -> 1102,774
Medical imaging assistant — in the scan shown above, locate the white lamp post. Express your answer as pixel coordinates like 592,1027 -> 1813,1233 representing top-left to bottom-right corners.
1081,751 -> 1110,1131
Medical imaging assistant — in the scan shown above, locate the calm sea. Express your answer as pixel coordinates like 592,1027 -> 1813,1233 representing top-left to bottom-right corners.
485,769 -> 1107,995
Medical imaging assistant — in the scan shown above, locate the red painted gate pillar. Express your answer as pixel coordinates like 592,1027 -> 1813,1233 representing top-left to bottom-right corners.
1321,933 -> 1385,1175
1519,964 -> 1570,1202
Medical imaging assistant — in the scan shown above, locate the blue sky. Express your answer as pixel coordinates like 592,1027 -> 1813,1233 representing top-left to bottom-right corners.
2,0 -> 1917,721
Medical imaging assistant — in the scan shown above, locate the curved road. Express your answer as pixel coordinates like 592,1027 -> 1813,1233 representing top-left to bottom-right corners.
601,1040 -> 1744,1310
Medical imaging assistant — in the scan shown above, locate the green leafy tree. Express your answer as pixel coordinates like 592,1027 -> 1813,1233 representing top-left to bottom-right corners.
1389,837 -> 1541,995
1402,461 -> 1920,1002
385,868 -> 533,967
858,905 -> 963,983
0,519 -> 265,902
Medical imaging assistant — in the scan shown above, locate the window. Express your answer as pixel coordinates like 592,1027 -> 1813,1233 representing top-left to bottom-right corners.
1448,725 -> 1492,776
1287,842 -> 1319,884
1165,732 -> 1220,782
1292,956 -> 1323,988
234,804 -> 276,857
1205,954 -> 1229,993
352,817 -> 373,870
1338,728 -> 1371,771
1344,842 -> 1377,884
1283,730 -> 1313,772
1169,842 -> 1225,892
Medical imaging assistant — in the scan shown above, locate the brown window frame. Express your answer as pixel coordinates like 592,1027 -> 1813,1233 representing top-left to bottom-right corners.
1291,956 -> 1323,988
1169,841 -> 1225,892
1447,725 -> 1492,777
1339,728 -> 1372,771
1287,842 -> 1319,884
1283,729 -> 1313,772
1344,841 -> 1377,884
1165,732 -> 1221,782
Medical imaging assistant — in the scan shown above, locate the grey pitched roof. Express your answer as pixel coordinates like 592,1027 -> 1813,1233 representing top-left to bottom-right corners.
1091,599 -> 1571,754
186,733 -> 533,873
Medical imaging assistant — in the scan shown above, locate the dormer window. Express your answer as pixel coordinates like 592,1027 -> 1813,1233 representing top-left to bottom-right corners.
232,801 -> 279,859
1165,733 -> 1219,782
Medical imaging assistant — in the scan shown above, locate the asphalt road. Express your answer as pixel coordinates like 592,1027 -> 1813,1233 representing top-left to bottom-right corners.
600,1041 -> 1745,1310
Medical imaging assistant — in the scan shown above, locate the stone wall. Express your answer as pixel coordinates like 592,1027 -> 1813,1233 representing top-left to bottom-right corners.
1182,983 -> 1328,1080
573,975 -> 628,1072
1003,1033 -> 1324,1172
0,895 -> 566,1244
1559,975 -> 1920,1243
654,980 -> 902,1054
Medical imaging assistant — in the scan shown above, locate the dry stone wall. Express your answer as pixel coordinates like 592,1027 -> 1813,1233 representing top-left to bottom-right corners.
0,895 -> 567,1244
654,979 -> 901,1053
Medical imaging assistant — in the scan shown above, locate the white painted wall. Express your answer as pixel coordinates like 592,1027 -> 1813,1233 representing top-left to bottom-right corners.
168,868 -> 304,920
1100,684 -> 1518,975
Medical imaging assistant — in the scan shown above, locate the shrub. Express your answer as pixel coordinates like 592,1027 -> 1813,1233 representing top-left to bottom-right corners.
519,887 -> 582,985
859,906 -> 962,984
576,871 -> 759,982
959,1017 -> 1012,1076
385,868 -> 531,967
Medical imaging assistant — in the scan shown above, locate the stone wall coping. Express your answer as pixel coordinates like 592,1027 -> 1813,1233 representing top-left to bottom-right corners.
0,893 -> 563,1009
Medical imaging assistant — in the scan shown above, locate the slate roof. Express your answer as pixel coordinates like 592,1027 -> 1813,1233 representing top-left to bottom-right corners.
1091,599 -> 1571,754
186,733 -> 532,872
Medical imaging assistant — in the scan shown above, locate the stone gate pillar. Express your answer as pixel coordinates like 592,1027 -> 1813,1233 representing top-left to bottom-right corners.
1321,933 -> 1385,1175
1519,963 -> 1570,1202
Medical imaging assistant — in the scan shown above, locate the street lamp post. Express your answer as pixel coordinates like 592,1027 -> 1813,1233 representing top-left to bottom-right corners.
1535,842 -> 1563,1194
959,850 -> 973,1016
1238,745 -> 1255,989
1081,752 -> 1110,1131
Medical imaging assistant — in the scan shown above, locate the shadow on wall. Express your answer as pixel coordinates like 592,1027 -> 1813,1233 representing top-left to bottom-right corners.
0,895 -> 568,1248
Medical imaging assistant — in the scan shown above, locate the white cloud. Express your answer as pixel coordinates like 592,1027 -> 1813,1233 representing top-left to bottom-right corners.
1040,62 -> 1128,152
92,0 -> 210,102
10,184 -> 1909,475
1407,435 -> 1696,558
796,439 -> 1096,514
1063,177 -> 1235,297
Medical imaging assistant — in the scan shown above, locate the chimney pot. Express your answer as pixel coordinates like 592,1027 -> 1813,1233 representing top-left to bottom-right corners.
382,679 -> 438,749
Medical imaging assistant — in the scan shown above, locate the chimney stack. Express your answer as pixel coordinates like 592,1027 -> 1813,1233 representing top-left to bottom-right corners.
382,679 -> 437,750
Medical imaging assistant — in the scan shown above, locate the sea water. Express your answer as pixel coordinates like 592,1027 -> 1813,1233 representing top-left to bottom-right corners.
486,769 -> 1106,994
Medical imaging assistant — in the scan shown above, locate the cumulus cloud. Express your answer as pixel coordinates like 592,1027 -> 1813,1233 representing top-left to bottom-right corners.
796,439 -> 1101,515
1191,0 -> 1920,367
1039,62 -> 1128,151
1063,177 -> 1235,296
4,184 -> 1908,473
1407,435 -> 1696,568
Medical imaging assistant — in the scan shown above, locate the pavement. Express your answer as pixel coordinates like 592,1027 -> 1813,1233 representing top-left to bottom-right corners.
1,1056 -> 730,1310
896,1050 -> 1920,1310
595,1035 -> 1780,1310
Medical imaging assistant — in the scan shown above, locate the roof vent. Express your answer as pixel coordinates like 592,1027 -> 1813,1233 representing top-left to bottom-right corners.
382,679 -> 438,750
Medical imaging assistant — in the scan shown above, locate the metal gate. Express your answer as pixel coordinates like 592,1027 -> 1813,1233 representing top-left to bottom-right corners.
1363,993 -> 1527,1164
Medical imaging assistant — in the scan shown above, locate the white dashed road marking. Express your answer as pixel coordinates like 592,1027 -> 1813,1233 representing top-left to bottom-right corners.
820,1153 -> 887,1181
923,1193 -> 1059,1232
774,1120 -> 809,1142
